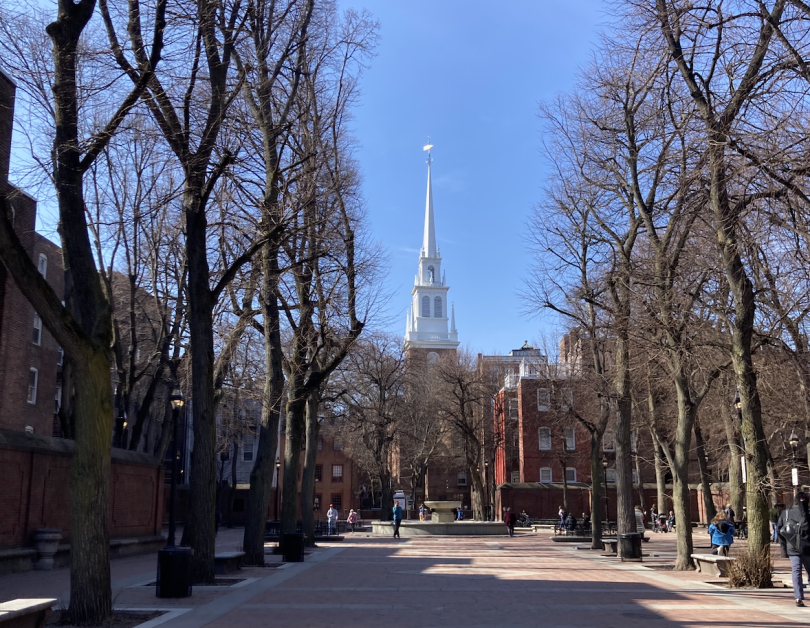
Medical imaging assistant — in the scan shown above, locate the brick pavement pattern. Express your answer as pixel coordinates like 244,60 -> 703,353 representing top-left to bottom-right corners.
3,530 -> 810,627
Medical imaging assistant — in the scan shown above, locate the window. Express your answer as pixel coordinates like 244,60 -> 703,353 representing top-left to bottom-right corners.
427,352 -> 440,364
333,439 -> 343,451
232,498 -> 245,512
243,439 -> 254,461
315,464 -> 323,482
537,387 -> 550,411
421,295 -> 430,317
427,266 -> 435,283
457,472 -> 467,486
32,314 -> 42,346
632,468 -> 639,484
603,429 -> 615,451
331,464 -> 343,482
539,467 -> 553,483
434,296 -> 442,318
331,493 -> 343,511
565,467 -> 577,483
55,385 -> 62,413
561,388 -> 573,410
508,398 -> 519,420
564,427 -> 576,451
27,369 -> 38,404
318,438 -> 323,451
314,494 -> 321,511
606,468 -> 617,483
37,254 -> 47,278
57,346 -> 63,366
538,427 -> 551,450
511,471 -> 521,483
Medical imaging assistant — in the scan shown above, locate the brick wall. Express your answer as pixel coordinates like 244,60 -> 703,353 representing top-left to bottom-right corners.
0,429 -> 164,550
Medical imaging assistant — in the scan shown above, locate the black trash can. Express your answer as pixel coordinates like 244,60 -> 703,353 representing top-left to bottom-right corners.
156,546 -> 193,598
619,532 -> 643,561
282,533 -> 305,562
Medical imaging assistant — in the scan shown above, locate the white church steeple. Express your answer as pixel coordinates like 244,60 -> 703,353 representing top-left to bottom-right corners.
422,147 -> 437,258
404,142 -> 460,354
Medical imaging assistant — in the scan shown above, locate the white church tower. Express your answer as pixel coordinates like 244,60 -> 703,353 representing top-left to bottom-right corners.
404,143 -> 460,355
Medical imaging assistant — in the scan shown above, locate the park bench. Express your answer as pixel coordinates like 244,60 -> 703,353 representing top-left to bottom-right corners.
0,599 -> 56,628
691,553 -> 735,577
214,551 -> 245,575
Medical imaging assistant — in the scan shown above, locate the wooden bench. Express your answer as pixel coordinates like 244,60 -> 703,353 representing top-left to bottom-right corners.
0,599 -> 56,628
214,551 -> 245,575
691,553 -> 735,577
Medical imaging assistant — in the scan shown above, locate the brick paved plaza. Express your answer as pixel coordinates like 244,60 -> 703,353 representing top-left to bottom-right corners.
3,529 -> 810,627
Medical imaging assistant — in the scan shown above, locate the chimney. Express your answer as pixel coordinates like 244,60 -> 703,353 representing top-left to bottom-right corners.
0,67 -> 17,185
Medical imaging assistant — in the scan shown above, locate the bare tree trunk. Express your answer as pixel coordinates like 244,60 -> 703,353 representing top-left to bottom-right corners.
654,442 -> 667,516
614,324 -> 635,552
301,391 -> 320,545
635,453 -> 646,518
720,399 -> 745,523
694,415 -> 716,523
672,384 -> 695,570
590,432 -> 604,550
243,243 -> 284,565
228,442 -> 238,528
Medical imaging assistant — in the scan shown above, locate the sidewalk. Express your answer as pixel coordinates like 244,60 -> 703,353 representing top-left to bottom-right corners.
2,529 -> 809,627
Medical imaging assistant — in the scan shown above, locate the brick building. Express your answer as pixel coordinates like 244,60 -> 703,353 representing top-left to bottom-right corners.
0,67 -> 64,438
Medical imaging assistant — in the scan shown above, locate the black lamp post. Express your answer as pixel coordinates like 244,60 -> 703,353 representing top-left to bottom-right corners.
790,430 -> 800,494
115,407 -> 126,448
602,454 -> 609,524
156,387 -> 191,599
275,458 -> 281,520
484,459 -> 490,521
167,388 -> 184,547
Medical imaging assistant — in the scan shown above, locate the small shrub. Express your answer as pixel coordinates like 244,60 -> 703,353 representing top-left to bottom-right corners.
728,546 -> 773,588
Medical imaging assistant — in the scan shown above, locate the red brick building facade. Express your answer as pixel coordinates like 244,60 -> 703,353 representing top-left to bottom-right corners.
0,68 -> 64,438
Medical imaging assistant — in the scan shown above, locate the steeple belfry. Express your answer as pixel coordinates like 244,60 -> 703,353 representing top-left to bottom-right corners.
404,142 -> 459,354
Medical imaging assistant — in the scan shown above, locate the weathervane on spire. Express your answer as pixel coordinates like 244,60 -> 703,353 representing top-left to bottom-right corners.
423,137 -> 433,166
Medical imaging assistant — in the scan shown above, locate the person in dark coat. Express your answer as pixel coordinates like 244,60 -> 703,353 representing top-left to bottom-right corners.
779,492 -> 810,606
504,507 -> 517,537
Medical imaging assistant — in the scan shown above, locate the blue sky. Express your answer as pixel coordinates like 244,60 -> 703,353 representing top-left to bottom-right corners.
339,0 -> 606,355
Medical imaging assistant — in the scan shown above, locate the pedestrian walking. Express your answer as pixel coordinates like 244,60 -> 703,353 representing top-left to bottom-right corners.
708,512 -> 735,556
504,507 -> 517,537
724,503 -> 736,523
667,510 -> 676,532
419,504 -> 425,521
558,505 -> 565,529
770,504 -> 782,544
392,501 -> 403,538
347,509 -> 358,532
778,492 -> 810,607
327,503 -> 338,536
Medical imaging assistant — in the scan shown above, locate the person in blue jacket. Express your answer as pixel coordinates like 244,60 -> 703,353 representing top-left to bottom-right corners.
708,511 -> 735,556
392,501 -> 403,538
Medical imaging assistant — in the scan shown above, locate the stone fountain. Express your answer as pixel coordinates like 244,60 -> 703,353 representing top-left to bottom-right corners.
371,501 -> 506,537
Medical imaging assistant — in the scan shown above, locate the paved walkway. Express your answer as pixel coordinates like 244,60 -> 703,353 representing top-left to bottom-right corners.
3,529 -> 810,627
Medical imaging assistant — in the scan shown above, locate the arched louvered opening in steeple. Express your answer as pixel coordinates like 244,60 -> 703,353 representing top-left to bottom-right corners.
421,295 -> 430,317
434,296 -> 442,318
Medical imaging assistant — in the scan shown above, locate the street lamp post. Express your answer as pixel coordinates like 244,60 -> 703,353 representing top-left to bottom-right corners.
790,430 -> 800,496
602,455 -> 609,525
167,388 -> 184,547
156,388 -> 191,599
275,458 -> 281,520
484,459 -> 490,521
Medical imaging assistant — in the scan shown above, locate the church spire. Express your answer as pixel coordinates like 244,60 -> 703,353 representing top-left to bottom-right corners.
422,141 -> 437,258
